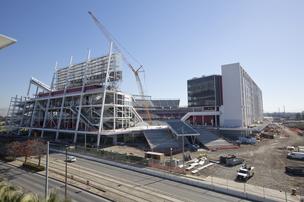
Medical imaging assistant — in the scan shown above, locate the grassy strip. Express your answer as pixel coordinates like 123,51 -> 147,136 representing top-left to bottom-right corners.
22,161 -> 45,172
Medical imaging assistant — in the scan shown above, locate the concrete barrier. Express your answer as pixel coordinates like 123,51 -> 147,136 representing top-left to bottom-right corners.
51,149 -> 277,202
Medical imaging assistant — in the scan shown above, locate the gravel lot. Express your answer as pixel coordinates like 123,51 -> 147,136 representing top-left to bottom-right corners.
102,127 -> 304,194
197,127 -> 304,194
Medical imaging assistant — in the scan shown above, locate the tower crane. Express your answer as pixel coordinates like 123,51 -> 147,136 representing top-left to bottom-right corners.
88,11 -> 152,124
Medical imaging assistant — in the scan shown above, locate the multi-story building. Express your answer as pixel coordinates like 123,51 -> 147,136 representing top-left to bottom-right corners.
187,75 -> 223,109
186,63 -> 263,128
221,63 -> 263,128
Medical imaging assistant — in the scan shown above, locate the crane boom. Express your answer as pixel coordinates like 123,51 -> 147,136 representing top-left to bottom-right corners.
88,11 -> 152,124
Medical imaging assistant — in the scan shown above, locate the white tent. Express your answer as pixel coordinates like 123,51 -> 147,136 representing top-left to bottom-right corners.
0,34 -> 16,49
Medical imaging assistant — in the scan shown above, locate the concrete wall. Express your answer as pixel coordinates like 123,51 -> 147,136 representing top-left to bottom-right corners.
221,63 -> 243,127
221,63 -> 263,128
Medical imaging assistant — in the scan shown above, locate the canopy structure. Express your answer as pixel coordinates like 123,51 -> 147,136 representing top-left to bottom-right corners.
0,34 -> 16,49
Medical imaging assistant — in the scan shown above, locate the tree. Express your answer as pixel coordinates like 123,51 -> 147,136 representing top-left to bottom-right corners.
31,140 -> 46,167
22,140 -> 35,164
6,141 -> 22,160
6,140 -> 46,166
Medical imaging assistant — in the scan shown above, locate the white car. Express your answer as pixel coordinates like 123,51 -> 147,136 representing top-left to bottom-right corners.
66,155 -> 77,162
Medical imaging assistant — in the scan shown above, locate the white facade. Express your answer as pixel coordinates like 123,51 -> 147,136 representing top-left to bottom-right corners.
221,63 -> 263,128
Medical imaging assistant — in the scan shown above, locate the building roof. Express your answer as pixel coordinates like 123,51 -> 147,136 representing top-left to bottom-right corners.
188,74 -> 221,82
0,34 -> 16,49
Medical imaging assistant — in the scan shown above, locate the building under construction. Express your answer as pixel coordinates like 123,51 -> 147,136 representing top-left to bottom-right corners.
6,52 -> 156,147
5,12 -> 240,152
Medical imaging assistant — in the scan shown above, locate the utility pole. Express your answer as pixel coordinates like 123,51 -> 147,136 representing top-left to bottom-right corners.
65,146 -> 68,200
170,147 -> 173,172
45,141 -> 49,201
84,133 -> 87,151
182,127 -> 185,167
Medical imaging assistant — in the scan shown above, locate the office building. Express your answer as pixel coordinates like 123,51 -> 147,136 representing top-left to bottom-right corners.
221,63 -> 263,128
187,75 -> 223,109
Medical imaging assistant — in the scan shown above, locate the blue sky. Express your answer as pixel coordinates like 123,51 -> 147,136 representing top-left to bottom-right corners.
1,0 -> 304,113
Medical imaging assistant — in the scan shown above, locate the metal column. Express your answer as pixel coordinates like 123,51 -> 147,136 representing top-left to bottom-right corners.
29,87 -> 39,136
74,50 -> 91,143
41,63 -> 57,137
97,42 -> 113,147
56,57 -> 73,140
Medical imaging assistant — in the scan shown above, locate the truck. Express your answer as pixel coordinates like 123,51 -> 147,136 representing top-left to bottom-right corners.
285,166 -> 304,176
287,152 -> 304,160
297,146 -> 304,152
220,154 -> 244,167
236,164 -> 254,181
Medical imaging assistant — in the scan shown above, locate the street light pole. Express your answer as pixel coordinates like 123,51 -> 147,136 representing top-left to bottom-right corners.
45,141 -> 49,201
181,126 -> 185,167
170,147 -> 173,172
65,146 -> 68,200
182,135 -> 185,167
84,133 -> 87,151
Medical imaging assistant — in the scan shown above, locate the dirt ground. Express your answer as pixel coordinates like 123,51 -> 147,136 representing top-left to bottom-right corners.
102,127 -> 304,194
196,127 -> 304,194
103,144 -> 147,157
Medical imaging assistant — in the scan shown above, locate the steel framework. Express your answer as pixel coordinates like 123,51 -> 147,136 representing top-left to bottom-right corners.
7,48 -> 144,147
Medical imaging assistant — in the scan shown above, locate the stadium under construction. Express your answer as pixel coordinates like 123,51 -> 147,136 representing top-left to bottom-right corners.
5,12 -> 264,153
6,48 -> 236,153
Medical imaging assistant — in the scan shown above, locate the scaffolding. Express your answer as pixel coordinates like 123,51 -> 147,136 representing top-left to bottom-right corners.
7,50 -> 144,147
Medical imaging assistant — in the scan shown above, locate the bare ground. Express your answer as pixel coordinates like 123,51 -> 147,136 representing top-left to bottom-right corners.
100,127 -> 304,194
199,127 -> 304,194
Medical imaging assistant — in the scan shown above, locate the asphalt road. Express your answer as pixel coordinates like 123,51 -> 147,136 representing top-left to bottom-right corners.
0,161 -> 110,202
52,153 -> 248,202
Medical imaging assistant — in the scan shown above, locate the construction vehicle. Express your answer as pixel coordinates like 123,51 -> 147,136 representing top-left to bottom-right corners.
287,152 -> 304,160
236,164 -> 254,181
285,166 -> 304,176
88,11 -> 152,124
220,154 -> 244,167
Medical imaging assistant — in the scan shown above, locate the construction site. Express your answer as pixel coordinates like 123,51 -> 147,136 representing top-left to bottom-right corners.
6,12 -> 237,154
3,11 -> 304,202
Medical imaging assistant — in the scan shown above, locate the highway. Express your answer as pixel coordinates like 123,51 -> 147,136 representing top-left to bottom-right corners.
0,161 -> 110,202
50,153 -> 248,202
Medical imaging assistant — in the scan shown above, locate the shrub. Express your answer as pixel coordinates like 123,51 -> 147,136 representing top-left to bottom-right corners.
22,162 -> 45,172
0,180 -> 68,202
1,156 -> 16,162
